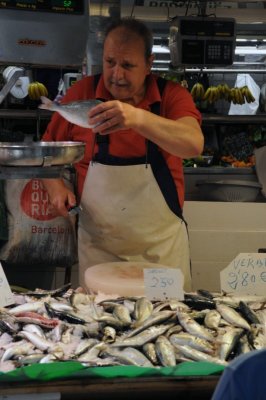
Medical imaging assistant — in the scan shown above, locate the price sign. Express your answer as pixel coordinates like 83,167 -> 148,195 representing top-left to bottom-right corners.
0,262 -> 14,307
144,268 -> 184,301
220,253 -> 266,295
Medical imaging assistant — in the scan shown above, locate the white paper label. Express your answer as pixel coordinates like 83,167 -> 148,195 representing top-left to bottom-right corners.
144,268 -> 184,301
0,262 -> 14,307
220,253 -> 266,295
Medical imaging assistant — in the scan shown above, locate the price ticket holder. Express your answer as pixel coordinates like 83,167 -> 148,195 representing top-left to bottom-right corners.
144,268 -> 184,301
221,253 -> 266,295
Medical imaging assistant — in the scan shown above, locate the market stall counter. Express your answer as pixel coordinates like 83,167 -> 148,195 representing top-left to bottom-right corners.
0,362 -> 222,399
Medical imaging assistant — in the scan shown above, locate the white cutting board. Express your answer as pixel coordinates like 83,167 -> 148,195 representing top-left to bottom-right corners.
85,261 -> 169,297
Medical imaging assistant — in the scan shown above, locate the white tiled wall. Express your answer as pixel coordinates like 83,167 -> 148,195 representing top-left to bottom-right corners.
184,201 -> 266,292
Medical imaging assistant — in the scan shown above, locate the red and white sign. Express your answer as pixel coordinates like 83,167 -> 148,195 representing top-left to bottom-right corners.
20,179 -> 55,221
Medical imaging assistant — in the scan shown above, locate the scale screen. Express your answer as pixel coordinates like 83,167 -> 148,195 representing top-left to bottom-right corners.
0,0 -> 88,67
169,16 -> 236,67
0,0 -> 83,14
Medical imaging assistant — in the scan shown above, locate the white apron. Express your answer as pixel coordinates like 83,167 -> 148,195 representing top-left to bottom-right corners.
78,159 -> 191,292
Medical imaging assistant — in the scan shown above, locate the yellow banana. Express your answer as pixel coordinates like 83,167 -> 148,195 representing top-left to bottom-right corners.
241,85 -> 255,103
191,83 -> 205,101
28,81 -> 48,100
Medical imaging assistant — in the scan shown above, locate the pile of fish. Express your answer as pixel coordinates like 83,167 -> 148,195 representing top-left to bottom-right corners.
1,284 -> 266,373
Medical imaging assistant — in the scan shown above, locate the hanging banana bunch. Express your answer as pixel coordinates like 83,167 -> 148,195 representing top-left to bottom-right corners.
190,82 -> 205,101
28,81 -> 48,100
229,87 -> 245,105
241,85 -> 256,103
216,83 -> 231,101
203,86 -> 219,103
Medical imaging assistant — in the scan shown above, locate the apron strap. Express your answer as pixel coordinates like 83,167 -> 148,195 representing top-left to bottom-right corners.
93,76 -> 183,219
148,77 -> 183,219
94,73 -> 105,102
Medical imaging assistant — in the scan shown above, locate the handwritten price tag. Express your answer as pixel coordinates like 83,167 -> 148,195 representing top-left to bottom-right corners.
144,268 -> 184,301
220,253 -> 266,295
0,262 -> 14,307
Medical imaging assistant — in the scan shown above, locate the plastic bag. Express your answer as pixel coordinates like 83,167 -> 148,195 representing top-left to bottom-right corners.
0,177 -> 78,267
228,73 -> 260,115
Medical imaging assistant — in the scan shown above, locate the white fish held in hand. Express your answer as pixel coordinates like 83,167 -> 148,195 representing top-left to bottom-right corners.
39,96 -> 102,128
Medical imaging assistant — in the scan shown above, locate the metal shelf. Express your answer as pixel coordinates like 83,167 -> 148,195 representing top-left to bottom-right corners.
0,109 -> 51,119
202,114 -> 266,124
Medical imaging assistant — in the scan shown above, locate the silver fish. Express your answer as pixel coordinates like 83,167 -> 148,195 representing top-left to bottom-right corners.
8,301 -> 44,315
173,344 -> 228,366
102,346 -> 153,367
74,338 -> 99,357
23,324 -> 46,339
113,304 -> 132,327
77,342 -> 106,363
102,326 -> 117,343
18,331 -> 56,352
112,323 -> 175,347
1,341 -> 34,362
218,327 -> 243,360
169,333 -> 214,355
133,297 -> 153,326
177,311 -> 215,342
155,335 -> 176,367
204,310 -> 221,330
142,342 -> 159,365
216,304 -> 251,330
126,311 -> 175,338
39,96 -> 101,128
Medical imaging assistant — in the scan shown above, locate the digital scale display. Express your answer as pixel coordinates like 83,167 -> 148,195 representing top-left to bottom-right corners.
0,0 -> 83,14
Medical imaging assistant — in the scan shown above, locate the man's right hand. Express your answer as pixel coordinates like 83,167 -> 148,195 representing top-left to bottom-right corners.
42,178 -> 77,217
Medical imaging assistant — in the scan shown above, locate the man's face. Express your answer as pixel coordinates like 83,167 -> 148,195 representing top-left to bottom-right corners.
103,28 -> 153,104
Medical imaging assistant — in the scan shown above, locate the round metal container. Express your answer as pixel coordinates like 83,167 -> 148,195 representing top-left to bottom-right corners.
0,141 -> 85,166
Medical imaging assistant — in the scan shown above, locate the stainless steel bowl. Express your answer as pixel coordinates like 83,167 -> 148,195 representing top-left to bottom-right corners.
0,141 -> 85,166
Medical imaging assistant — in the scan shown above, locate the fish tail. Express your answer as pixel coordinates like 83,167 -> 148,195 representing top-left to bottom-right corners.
39,96 -> 56,111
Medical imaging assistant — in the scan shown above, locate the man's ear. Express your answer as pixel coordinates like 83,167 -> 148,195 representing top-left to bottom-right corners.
147,54 -> 155,73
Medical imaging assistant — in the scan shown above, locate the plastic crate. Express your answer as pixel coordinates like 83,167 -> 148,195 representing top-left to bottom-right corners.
196,179 -> 262,202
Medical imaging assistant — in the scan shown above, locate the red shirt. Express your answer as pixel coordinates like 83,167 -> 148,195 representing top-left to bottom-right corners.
42,74 -> 201,207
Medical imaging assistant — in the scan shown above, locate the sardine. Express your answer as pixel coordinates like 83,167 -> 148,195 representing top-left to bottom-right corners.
155,335 -> 176,367
17,331 -> 53,352
1,341 -> 34,362
111,323 -> 175,347
0,312 -> 20,334
8,301 -> 44,315
204,310 -> 221,330
184,294 -> 216,310
23,324 -> 46,339
218,327 -> 243,360
177,311 -> 215,342
44,302 -> 86,325
173,344 -> 228,366
216,304 -> 251,330
39,96 -> 102,128
142,342 -> 159,365
23,283 -> 72,298
126,311 -> 175,338
169,333 -> 214,355
238,301 -> 260,325
74,338 -> 99,357
102,326 -> 116,343
77,342 -> 105,362
113,304 -> 132,326
102,346 -> 154,367
132,297 -> 153,327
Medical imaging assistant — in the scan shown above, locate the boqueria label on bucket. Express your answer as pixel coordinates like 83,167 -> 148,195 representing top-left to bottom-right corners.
20,179 -> 56,221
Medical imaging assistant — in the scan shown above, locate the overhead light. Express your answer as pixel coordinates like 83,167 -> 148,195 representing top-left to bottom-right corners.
153,45 -> 266,56
235,46 -> 266,55
152,45 -> 170,54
